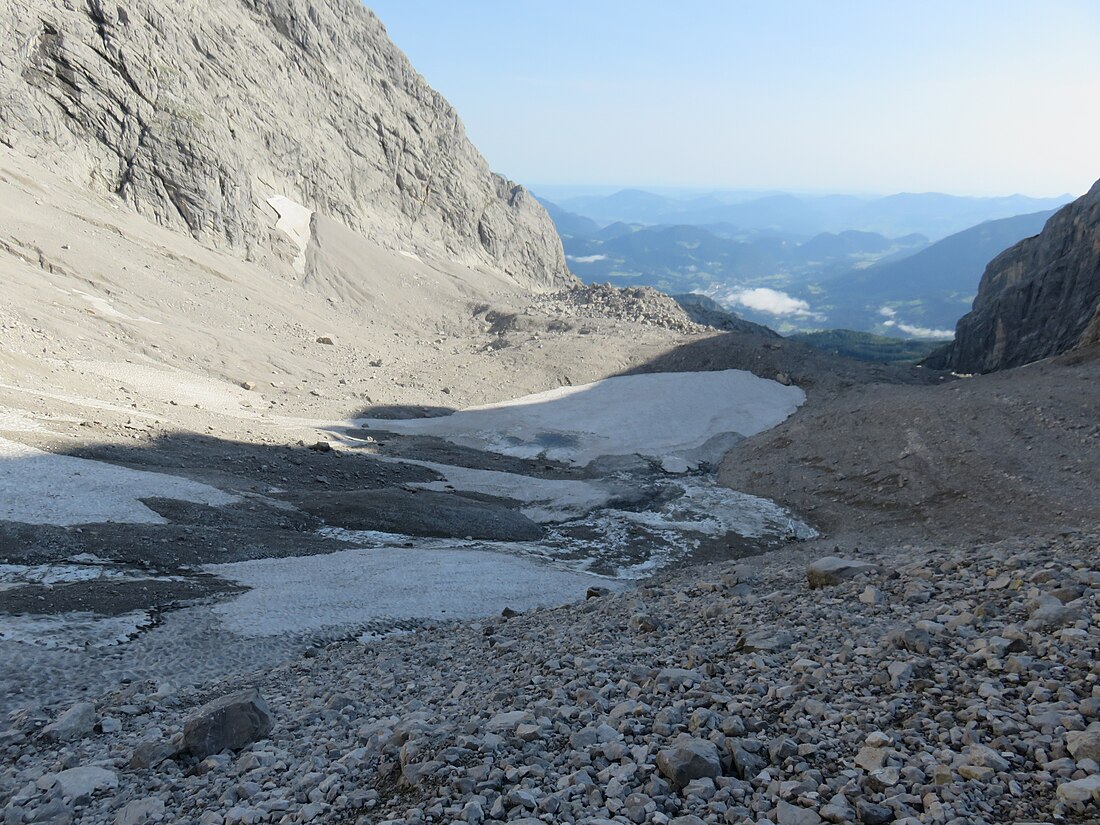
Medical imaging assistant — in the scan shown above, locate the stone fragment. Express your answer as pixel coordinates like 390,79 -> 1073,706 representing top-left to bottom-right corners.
40,702 -> 96,743
858,586 -> 884,605
656,736 -> 722,787
485,710 -> 534,731
728,740 -> 767,780
1057,774 -> 1100,803
855,799 -> 893,825
855,746 -> 885,771
964,743 -> 1011,772
115,798 -> 165,825
885,627 -> 932,654
806,557 -> 878,588
129,740 -> 179,769
958,764 -> 994,782
776,799 -> 821,825
1067,723 -> 1100,762
1026,594 -> 1083,629
819,793 -> 854,823
182,688 -> 274,758
741,629 -> 794,653
865,766 -> 900,792
54,766 -> 118,800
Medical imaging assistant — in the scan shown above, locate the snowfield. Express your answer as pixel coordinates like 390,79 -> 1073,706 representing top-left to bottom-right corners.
0,437 -> 238,526
352,369 -> 805,469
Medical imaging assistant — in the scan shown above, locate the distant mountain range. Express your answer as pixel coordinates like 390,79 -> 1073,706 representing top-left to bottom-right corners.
815,210 -> 1058,336
539,190 -> 1060,338
541,187 -> 1071,242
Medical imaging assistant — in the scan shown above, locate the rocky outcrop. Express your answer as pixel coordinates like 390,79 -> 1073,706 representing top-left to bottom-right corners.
925,179 -> 1100,372
0,0 -> 572,290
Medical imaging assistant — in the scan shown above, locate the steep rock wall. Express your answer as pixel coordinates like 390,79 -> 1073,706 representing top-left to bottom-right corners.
0,0 -> 573,290
926,179 -> 1100,373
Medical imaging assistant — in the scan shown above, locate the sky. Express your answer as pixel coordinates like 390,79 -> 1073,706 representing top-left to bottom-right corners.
367,1 -> 1099,198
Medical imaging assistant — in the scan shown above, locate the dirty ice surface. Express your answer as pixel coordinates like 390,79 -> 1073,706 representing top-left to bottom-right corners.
353,369 -> 804,469
0,370 -> 812,653
207,370 -> 813,637
210,545 -> 620,638
0,437 -> 237,525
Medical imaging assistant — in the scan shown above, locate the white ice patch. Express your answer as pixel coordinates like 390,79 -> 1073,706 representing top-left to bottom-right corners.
267,195 -> 313,274
352,369 -> 804,468
208,545 -> 614,637
0,438 -> 237,525
0,561 -> 132,590
0,410 -> 42,433
0,611 -> 154,650
70,290 -> 160,324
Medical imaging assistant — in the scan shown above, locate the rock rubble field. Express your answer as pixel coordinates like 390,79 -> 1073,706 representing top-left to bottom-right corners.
3,530 -> 1098,825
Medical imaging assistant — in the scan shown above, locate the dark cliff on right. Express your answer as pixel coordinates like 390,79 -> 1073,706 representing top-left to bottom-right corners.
925,177 -> 1100,373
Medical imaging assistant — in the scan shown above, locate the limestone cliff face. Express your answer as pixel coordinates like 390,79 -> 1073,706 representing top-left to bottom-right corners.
0,0 -> 573,290
926,179 -> 1100,373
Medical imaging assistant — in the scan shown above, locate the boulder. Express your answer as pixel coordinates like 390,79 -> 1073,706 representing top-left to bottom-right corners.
728,740 -> 767,780
885,627 -> 932,654
1067,723 -> 1100,763
740,629 -> 794,653
1057,774 -> 1100,804
656,736 -> 722,787
182,689 -> 273,758
115,798 -> 166,825
129,739 -> 179,770
806,557 -> 878,588
776,799 -> 822,825
485,710 -> 534,732
40,702 -> 95,743
54,766 -> 118,800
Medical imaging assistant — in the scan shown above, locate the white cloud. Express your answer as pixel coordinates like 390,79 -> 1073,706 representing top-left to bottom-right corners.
566,254 -> 607,264
879,306 -> 897,317
727,287 -> 813,317
897,323 -> 954,339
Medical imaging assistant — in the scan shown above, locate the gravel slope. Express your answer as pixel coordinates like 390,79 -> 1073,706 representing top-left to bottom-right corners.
720,354 -> 1100,548
2,531 -> 1098,825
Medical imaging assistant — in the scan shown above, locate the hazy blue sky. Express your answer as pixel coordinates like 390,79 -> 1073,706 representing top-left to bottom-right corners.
367,1 -> 1099,197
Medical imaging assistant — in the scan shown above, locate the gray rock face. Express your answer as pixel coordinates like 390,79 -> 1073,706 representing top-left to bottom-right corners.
0,0 -> 573,291
926,178 -> 1100,373
182,688 -> 273,757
